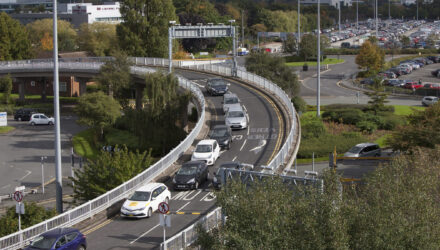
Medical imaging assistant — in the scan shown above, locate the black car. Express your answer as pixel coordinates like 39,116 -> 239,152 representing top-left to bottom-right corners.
205,78 -> 228,96
427,56 -> 440,63
173,161 -> 208,190
208,125 -> 232,150
432,69 -> 440,78
212,162 -> 253,189
14,108 -> 37,121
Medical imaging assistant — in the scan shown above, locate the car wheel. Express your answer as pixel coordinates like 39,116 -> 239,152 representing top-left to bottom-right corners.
77,245 -> 86,250
147,207 -> 152,218
226,143 -> 231,150
48,121 -> 53,125
30,122 -> 35,126
18,117 -> 22,121
194,181 -> 199,190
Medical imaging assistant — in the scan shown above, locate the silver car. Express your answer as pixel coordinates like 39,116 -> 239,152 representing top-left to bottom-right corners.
422,96 -> 438,106
222,93 -> 240,113
225,105 -> 248,130
344,143 -> 381,158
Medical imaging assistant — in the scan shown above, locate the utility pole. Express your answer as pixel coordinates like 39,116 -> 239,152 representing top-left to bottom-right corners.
241,10 -> 244,47
298,0 -> 301,53
389,0 -> 391,20
416,0 -> 419,21
53,0 -> 63,214
338,2 -> 341,35
375,0 -> 378,37
356,0 -> 359,30
317,0 -> 321,117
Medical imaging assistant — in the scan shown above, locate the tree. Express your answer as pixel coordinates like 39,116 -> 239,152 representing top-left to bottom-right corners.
387,103 -> 440,153
94,51 -> 132,99
367,35 -> 378,44
245,52 -> 299,97
116,0 -> 177,57
355,41 -> 384,74
77,22 -> 118,56
400,35 -> 411,47
0,75 -> 12,104
75,91 -> 121,139
0,12 -> 33,60
26,19 -> 77,52
364,77 -> 389,115
0,202 -> 56,237
299,34 -> 329,61
143,72 -> 179,117
283,33 -> 297,54
70,146 -> 153,202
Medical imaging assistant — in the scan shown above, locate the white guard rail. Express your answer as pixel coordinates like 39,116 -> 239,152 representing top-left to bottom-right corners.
0,61 -> 206,250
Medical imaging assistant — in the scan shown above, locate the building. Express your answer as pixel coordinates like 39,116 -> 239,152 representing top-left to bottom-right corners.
300,0 -> 352,7
3,1 -> 121,28
400,0 -> 416,5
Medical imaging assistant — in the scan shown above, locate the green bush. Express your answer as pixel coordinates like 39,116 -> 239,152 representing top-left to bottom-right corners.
86,84 -> 102,93
188,106 -> 198,122
301,115 -> 326,139
378,115 -> 405,130
104,128 -> 139,150
326,104 -> 369,111
297,132 -> 365,158
356,120 -> 377,134
322,108 -> 365,125
292,96 -> 307,114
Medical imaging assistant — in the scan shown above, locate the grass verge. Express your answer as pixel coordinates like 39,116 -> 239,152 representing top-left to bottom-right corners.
392,105 -> 424,116
0,126 -> 15,134
72,128 -> 99,160
286,58 -> 345,67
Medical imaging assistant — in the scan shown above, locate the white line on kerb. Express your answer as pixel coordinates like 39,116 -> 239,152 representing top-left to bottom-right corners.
177,201 -> 191,212
232,156 -> 237,161
240,139 -> 247,151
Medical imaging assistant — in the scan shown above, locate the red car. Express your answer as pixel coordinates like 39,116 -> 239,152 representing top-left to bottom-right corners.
403,81 -> 424,89
424,83 -> 440,89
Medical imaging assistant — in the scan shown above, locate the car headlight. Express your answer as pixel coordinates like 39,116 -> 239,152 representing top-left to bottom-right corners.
187,178 -> 195,184
222,139 -> 229,144
241,120 -> 247,125
226,120 -> 231,125
172,176 -> 176,183
208,154 -> 213,159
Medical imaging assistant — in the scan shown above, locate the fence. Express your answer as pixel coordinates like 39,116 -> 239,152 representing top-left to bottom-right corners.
0,62 -> 205,250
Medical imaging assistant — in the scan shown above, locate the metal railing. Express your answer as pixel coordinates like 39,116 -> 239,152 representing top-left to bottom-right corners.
161,207 -> 223,250
0,62 -> 205,250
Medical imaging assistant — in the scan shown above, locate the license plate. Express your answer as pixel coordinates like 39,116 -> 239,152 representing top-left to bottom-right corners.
178,185 -> 186,188
129,214 -> 133,217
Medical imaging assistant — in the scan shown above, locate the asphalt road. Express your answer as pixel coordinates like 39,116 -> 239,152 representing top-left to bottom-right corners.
0,115 -> 84,196
85,69 -> 286,249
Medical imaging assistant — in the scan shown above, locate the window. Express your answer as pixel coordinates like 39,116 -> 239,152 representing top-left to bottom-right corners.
66,232 -> 78,243
59,82 -> 67,92
55,236 -> 67,248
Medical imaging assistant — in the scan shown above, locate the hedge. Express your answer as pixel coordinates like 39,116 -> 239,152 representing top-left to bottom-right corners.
297,132 -> 365,158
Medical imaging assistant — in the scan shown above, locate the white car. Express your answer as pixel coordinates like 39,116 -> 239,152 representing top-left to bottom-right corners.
225,105 -> 248,130
29,113 -> 54,125
422,96 -> 439,106
191,139 -> 220,165
120,183 -> 171,218
222,93 -> 240,113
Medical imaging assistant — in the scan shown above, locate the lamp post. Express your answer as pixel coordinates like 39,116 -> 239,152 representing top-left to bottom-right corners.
168,20 -> 176,74
317,0 -> 321,117
338,1 -> 341,36
389,0 -> 391,21
356,0 -> 359,30
416,0 -> 419,21
298,0 -> 301,53
41,156 -> 47,194
229,19 -> 237,77
375,0 -> 378,37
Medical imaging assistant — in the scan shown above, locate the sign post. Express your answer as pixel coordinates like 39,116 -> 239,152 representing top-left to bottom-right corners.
0,112 -> 7,126
158,202 -> 170,250
13,189 -> 25,244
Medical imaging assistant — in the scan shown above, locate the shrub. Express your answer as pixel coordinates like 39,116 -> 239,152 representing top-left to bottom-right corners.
301,115 -> 326,139
86,84 -> 102,93
326,104 -> 368,111
322,109 -> 365,125
188,106 -> 198,122
297,132 -> 365,158
356,120 -> 377,134
378,115 -> 404,130
292,95 -> 307,114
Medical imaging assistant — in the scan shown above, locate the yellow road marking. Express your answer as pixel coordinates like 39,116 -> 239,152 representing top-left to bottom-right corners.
82,218 -> 114,235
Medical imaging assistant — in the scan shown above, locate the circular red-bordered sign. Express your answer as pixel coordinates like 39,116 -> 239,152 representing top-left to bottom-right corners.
13,191 -> 23,202
158,202 -> 169,214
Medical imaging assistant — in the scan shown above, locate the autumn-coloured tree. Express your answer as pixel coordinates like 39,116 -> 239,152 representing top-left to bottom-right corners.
40,32 -> 53,51
355,41 -> 384,74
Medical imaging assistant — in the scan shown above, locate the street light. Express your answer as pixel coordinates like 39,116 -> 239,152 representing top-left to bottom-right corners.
338,2 -> 341,36
168,21 -> 176,73
298,0 -> 301,53
375,0 -> 378,37
229,20 -> 237,77
317,0 -> 321,117
41,156 -> 47,194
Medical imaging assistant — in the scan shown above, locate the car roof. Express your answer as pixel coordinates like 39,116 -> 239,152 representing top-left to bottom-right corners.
42,228 -> 79,237
197,139 -> 217,145
182,161 -> 206,167
423,96 -> 438,99
354,143 -> 379,148
32,113 -> 46,116
224,92 -> 238,98
134,182 -> 165,192
226,105 -> 243,112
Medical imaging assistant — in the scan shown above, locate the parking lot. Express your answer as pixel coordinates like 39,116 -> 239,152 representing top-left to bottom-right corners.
399,63 -> 440,84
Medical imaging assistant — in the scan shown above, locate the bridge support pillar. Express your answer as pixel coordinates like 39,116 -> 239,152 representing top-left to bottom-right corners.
18,80 -> 25,102
41,77 -> 47,101
135,84 -> 144,110
76,77 -> 88,96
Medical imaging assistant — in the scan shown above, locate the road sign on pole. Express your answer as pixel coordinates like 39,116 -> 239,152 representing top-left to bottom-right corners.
13,191 -> 23,202
158,202 -> 169,214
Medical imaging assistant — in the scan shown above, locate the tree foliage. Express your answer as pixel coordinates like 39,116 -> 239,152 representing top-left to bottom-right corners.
364,77 -> 389,115
0,202 -> 56,237
75,91 -> 122,138
387,102 -> 440,153
70,146 -> 153,202
282,33 -> 297,54
0,12 -> 32,60
245,52 -> 299,96
77,22 -> 118,56
0,75 -> 12,104
355,41 -> 385,74
26,19 -> 77,52
299,34 -> 330,61
117,0 -> 177,57
197,147 -> 440,249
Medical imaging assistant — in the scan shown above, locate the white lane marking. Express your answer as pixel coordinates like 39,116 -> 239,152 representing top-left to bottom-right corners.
232,156 -> 237,161
1,184 -> 11,189
177,201 -> 191,212
19,171 -> 31,181
240,139 -> 247,151
129,201 -> 190,245
242,105 -> 247,112
250,140 -> 267,154
129,224 -> 160,244
194,83 -> 204,88
247,125 -> 250,136
183,190 -> 201,201
172,191 -> 190,200
200,192 -> 216,202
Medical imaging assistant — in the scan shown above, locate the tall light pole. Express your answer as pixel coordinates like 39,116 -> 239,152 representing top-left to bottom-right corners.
317,0 -> 321,117
375,0 -> 378,37
241,10 -> 244,47
168,21 -> 176,74
388,0 -> 391,20
356,0 -> 359,30
229,20 -> 237,77
52,0 -> 63,214
298,0 -> 301,53
416,0 -> 419,21
338,2 -> 341,35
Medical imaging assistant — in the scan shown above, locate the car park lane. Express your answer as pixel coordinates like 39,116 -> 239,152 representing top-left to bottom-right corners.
85,70 -> 285,249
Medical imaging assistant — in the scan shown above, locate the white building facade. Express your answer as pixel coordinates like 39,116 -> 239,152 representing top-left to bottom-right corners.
300,0 -> 352,7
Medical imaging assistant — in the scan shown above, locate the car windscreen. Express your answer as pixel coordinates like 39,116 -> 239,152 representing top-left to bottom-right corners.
210,128 -> 228,137
29,235 -> 57,249
227,111 -> 244,118
178,166 -> 198,175
129,191 -> 151,201
195,144 -> 212,152
348,146 -> 363,153
225,97 -> 239,104
210,80 -> 225,86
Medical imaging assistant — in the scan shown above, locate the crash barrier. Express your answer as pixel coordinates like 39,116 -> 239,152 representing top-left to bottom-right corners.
0,61 -> 205,250
160,207 -> 223,250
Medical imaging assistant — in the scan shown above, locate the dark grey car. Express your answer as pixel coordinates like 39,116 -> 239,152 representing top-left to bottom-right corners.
172,161 -> 208,190
209,125 -> 232,150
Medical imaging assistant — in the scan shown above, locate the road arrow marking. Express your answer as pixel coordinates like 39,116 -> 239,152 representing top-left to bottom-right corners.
250,140 -> 267,154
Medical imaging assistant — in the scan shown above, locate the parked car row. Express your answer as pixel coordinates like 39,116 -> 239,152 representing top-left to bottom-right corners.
14,108 -> 54,125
